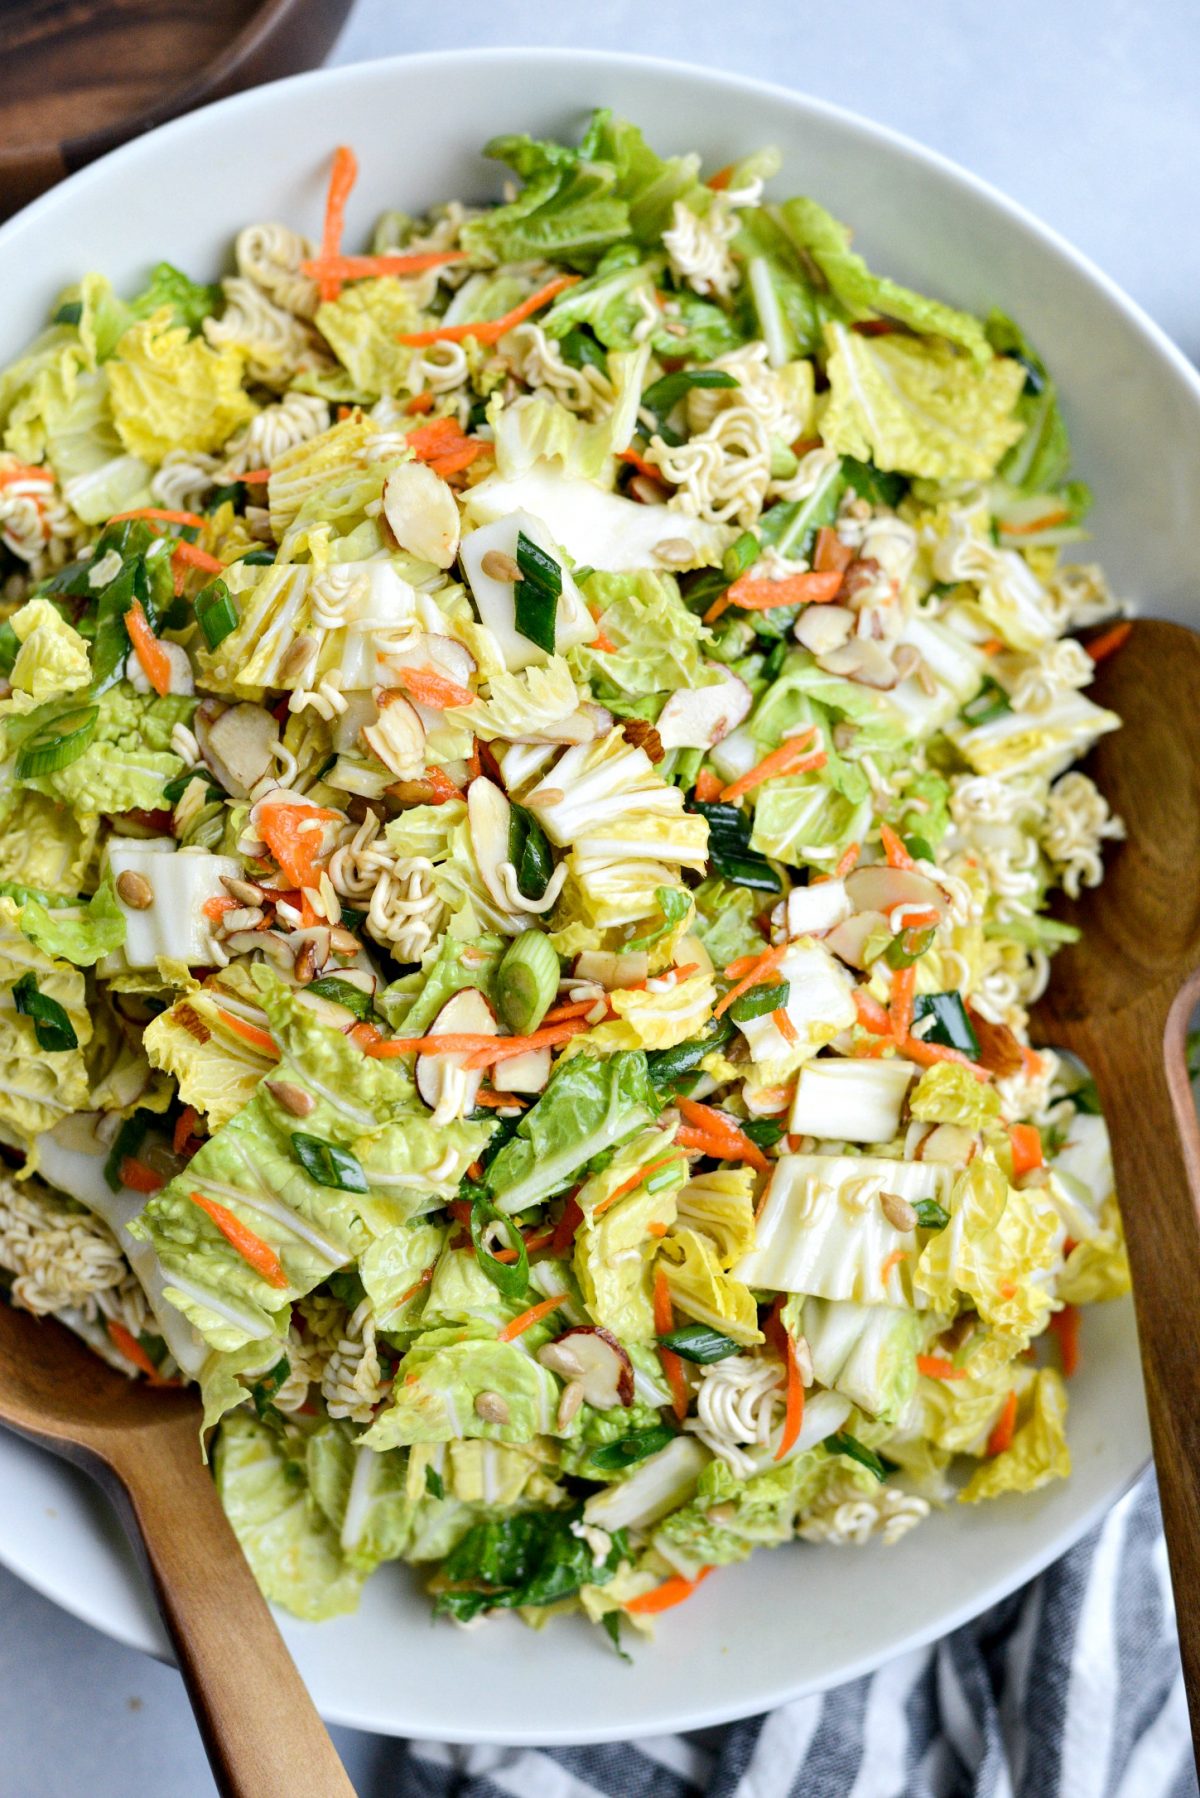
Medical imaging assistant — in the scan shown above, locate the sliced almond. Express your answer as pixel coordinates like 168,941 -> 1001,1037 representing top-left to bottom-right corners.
361,693 -> 426,780
467,776 -> 517,912
655,668 -> 752,751
817,638 -> 900,689
382,461 -> 460,568
536,1326 -> 634,1408
794,603 -> 855,657
415,987 -> 497,1122
845,864 -> 948,923
196,699 -> 280,799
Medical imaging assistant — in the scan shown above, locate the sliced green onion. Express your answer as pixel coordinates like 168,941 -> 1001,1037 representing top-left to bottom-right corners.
14,705 -> 99,779
730,980 -> 790,1023
589,1425 -> 677,1471
722,530 -> 761,582
508,802 -> 554,902
514,531 -> 561,654
559,328 -> 608,374
692,800 -> 783,893
250,1355 -> 291,1419
657,1325 -> 739,1364
291,1132 -> 369,1192
824,1430 -> 895,1482
841,457 -> 908,509
425,1464 -> 446,1500
645,1016 -> 734,1091
162,767 -> 221,806
53,300 -> 83,326
884,925 -> 937,969
194,579 -> 239,651
640,369 -> 738,444
912,1198 -> 950,1230
0,620 -> 20,679
912,991 -> 981,1057
469,1194 -> 529,1301
12,973 -> 78,1052
238,549 -> 276,566
307,977 -> 374,1020
495,929 -> 559,1036
741,1117 -> 785,1149
960,676 -> 1011,728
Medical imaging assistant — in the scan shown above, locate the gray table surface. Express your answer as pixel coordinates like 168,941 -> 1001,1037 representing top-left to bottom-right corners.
2,2 -> 1198,1792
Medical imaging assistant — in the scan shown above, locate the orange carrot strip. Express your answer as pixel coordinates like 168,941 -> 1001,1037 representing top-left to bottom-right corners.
626,1567 -> 715,1615
719,729 -> 821,803
889,964 -> 916,1043
987,1389 -> 1019,1456
589,631 -> 617,653
406,391 -> 436,414
707,163 -> 734,190
899,1034 -> 991,1080
773,1007 -> 798,1046
694,769 -> 722,803
724,569 -> 845,612
653,1267 -> 689,1422
106,1319 -> 166,1380
999,509 -> 1072,536
0,462 -> 52,486
317,145 -> 359,301
395,666 -> 476,710
108,506 -> 205,528
473,1090 -> 528,1109
397,1263 -> 437,1307
916,1353 -> 967,1382
1008,1122 -> 1044,1179
462,1021 -> 589,1068
676,1125 -> 769,1172
812,526 -> 855,575
541,999 -> 601,1024
833,841 -> 861,878
498,1294 -> 567,1342
118,1156 -> 164,1194
405,415 -> 477,463
171,540 -> 224,574
365,1032 -> 507,1057
202,894 -> 238,923
348,1021 -> 382,1053
853,987 -> 894,1037
257,800 -> 340,889
424,765 -> 464,804
775,1305 -> 805,1460
173,1106 -> 200,1155
1049,1303 -> 1081,1377
619,446 -> 661,482
396,274 -> 580,347
593,1154 -> 683,1218
1085,620 -> 1133,663
880,823 -> 914,869
189,1190 -> 288,1289
215,1009 -> 279,1059
889,905 -> 940,931
123,599 -> 172,698
300,250 -> 466,280
714,941 -> 788,1019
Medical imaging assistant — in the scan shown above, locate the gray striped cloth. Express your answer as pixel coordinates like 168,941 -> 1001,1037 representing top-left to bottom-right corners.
374,1474 -> 1196,1798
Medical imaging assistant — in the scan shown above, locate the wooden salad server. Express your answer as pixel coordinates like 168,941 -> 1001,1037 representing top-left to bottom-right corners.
1030,618 -> 1200,1754
0,1300 -> 356,1797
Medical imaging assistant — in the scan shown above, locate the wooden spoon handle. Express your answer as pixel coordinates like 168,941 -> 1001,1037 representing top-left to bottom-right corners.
104,1439 -> 356,1798
1084,973 -> 1200,1742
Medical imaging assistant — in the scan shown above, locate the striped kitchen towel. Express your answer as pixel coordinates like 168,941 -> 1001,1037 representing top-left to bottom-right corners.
373,1473 -> 1196,1798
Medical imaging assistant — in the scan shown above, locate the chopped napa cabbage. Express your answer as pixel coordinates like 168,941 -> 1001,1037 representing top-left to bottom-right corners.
104,842 -> 241,969
0,897 -> 92,1147
314,279 -> 420,397
651,1438 -> 851,1577
736,1153 -> 955,1303
659,1225 -> 762,1346
572,1126 -> 684,1340
583,1435 -> 710,1532
2,338 -> 153,523
108,309 -> 254,463
947,687 -> 1120,780
361,1327 -> 560,1448
735,940 -> 856,1074
7,600 -> 90,704
571,568 -> 717,706
460,656 -> 583,742
305,1421 -> 415,1571
359,1220 -> 448,1327
913,1160 -> 1062,1343
527,728 -> 708,874
789,1057 -> 917,1143
909,1061 -> 1001,1129
486,342 -> 649,483
791,1295 -> 919,1423
674,1168 -> 757,1269
586,968 -> 716,1054
959,1368 -> 1071,1502
818,323 -> 1026,482
489,1047 -> 662,1215
19,877 -> 124,967
690,876 -> 765,969
214,1411 -> 363,1618
0,790 -> 97,895
16,684 -> 191,817
1057,1195 -> 1129,1305
986,311 -> 1073,496
143,976 -> 278,1131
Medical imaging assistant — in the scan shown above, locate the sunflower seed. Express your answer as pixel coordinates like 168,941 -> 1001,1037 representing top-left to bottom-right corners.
879,1189 -> 918,1232
279,635 -> 318,682
474,1390 -> 510,1425
265,1079 -> 315,1117
480,549 -> 523,583
115,871 -> 154,910
652,537 -> 697,567
293,940 -> 317,984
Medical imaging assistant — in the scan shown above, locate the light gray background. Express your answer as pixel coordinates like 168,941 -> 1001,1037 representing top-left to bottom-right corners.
2,3 -> 1198,1793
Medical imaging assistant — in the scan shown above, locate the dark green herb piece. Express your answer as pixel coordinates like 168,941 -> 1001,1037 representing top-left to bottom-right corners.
469,1195 -> 530,1303
741,1117 -> 785,1149
640,369 -> 738,444
729,980 -> 790,1023
250,1356 -> 291,1419
559,328 -> 609,374
433,1506 -> 627,1623
425,1465 -> 446,1501
206,482 -> 247,512
193,579 -> 239,651
691,800 -> 782,894
290,1133 -> 369,1193
508,801 -> 554,901
104,1111 -> 150,1192
824,1431 -> 895,1482
238,549 -> 276,566
645,1015 -> 735,1091
657,1324 -> 739,1364
601,1609 -> 632,1662
14,704 -> 99,779
760,639 -> 789,682
53,300 -> 83,326
841,456 -> 908,508
912,991 -> 981,1057
902,835 -> 934,864
912,1198 -> 950,1230
307,977 -> 374,1021
13,973 -> 77,1052
514,531 -> 561,654
960,676 -> 1011,728
162,767 -> 222,806
338,906 -> 367,935
0,619 -> 19,679
758,460 -> 845,561
589,1425 -> 678,1471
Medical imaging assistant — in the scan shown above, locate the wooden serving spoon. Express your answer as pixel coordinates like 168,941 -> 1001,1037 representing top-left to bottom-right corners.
0,1300 -> 355,1797
1030,617 -> 1200,1753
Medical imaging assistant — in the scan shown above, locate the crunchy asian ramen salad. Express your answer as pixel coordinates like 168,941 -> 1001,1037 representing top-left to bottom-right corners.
0,113 -> 1131,1644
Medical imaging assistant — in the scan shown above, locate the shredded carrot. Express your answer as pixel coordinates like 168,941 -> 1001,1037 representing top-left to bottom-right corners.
0,462 -> 51,486
772,1007 -> 798,1046
853,986 -> 894,1037
714,941 -> 788,1019
236,469 -> 272,484
1049,1303 -> 1081,1377
694,768 -> 722,803
257,800 -> 340,890
889,905 -> 941,933
880,1247 -> 908,1284
463,1021 -> 588,1068
215,1009 -> 279,1059
653,1267 -> 689,1422
1085,619 -> 1133,663
396,274 -> 580,347
405,415 -> 486,476
348,1021 -> 382,1053
707,163 -> 734,190
880,822 -> 914,869
550,1192 -> 584,1258
202,894 -> 238,922
852,1036 -> 893,1060
424,765 -> 465,804
394,666 -> 476,710
1020,1044 -> 1045,1077
300,250 -> 466,281
833,841 -> 861,878
626,1567 -> 715,1615
498,1293 -> 567,1341
889,964 -> 916,1043
171,540 -> 224,574
999,508 -> 1072,536
987,1389 -> 1019,1457
406,391 -> 436,415
647,1221 -> 669,1238
1007,1122 -> 1044,1179
916,1353 -> 967,1381
674,1098 -> 767,1178
541,999 -> 602,1024
719,729 -> 823,802
123,599 -> 173,698
618,446 -> 661,482
173,1106 -> 200,1156
473,1090 -> 528,1109
725,568 -> 844,612
589,631 -> 618,653
366,1020 -> 586,1064
397,1263 -> 437,1307
676,1125 -> 769,1171
106,1319 -> 163,1380
594,1153 -> 683,1217
107,506 -> 205,528
774,1302 -> 805,1460
812,525 -> 854,575
997,1279 -> 1018,1301
118,1156 -> 164,1194
317,145 -> 359,301
189,1190 -> 288,1289
899,1034 -> 991,1080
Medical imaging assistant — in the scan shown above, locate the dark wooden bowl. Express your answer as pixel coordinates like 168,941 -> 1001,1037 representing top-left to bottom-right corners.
0,0 -> 355,221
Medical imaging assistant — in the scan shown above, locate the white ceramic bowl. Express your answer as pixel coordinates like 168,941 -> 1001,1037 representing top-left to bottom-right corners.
1,47 -> 1197,1747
